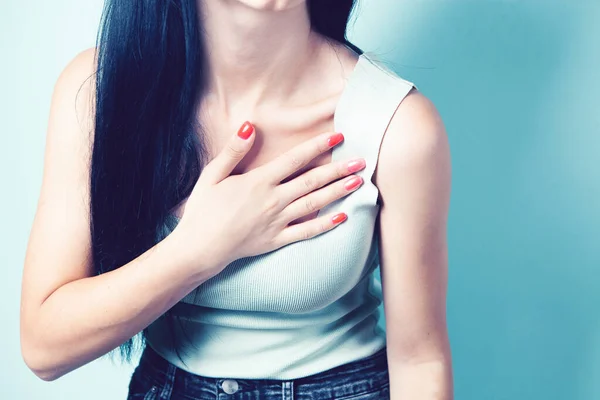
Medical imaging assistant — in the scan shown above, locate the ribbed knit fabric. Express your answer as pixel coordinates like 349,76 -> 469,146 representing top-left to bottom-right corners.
146,52 -> 416,380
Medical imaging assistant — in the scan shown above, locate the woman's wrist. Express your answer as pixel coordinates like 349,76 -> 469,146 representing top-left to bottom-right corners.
165,220 -> 226,285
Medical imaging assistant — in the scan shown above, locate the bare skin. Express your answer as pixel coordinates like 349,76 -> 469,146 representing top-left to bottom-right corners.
21,0 -> 453,398
182,0 -> 363,222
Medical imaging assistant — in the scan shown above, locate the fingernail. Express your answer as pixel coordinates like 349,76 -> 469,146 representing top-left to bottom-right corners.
347,159 -> 366,173
327,133 -> 344,147
237,121 -> 254,140
344,176 -> 363,191
332,213 -> 347,224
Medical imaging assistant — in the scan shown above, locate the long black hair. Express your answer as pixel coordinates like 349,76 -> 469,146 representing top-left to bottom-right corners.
91,0 -> 361,363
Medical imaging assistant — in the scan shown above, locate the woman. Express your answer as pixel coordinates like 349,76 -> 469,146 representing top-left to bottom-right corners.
20,0 -> 453,399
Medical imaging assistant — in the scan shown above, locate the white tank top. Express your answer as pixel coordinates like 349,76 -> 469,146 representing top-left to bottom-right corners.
146,51 -> 416,379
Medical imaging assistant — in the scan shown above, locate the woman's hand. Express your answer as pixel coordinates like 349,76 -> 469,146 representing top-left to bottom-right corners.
173,121 -> 366,274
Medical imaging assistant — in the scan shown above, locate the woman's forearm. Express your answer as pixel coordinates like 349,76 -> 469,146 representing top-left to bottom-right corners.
20,228 -> 216,381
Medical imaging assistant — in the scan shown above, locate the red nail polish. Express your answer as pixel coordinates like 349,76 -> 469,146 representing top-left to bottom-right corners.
347,159 -> 366,173
327,133 -> 344,147
332,213 -> 347,224
237,121 -> 254,140
344,176 -> 363,191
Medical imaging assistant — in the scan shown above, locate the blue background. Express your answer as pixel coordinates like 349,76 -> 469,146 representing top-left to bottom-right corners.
2,1 -> 599,399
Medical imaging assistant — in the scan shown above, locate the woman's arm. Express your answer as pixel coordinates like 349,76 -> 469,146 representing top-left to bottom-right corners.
19,49 -> 215,382
375,89 -> 453,400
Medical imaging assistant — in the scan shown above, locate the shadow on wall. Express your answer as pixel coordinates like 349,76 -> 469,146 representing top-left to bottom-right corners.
356,1 -> 600,399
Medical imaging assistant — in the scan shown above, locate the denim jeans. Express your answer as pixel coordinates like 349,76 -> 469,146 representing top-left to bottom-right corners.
127,344 -> 390,399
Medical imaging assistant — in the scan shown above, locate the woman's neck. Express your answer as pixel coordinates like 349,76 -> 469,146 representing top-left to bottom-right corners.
198,0 -> 323,116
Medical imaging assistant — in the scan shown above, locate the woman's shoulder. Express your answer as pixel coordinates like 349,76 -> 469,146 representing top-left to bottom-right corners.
345,52 -> 448,204
53,47 -> 98,122
374,84 -> 450,210
50,47 -> 98,139
353,52 -> 445,169
56,47 -> 97,90
384,88 -> 447,166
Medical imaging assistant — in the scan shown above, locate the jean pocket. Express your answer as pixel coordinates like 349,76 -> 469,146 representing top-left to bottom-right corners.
127,373 -> 160,400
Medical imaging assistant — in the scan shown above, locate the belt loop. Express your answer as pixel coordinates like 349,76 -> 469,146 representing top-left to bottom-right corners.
282,380 -> 294,400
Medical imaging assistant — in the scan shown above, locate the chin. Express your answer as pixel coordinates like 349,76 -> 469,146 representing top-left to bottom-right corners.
233,0 -> 305,11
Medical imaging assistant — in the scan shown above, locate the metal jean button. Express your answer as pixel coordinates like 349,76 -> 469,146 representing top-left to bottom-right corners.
221,379 -> 239,394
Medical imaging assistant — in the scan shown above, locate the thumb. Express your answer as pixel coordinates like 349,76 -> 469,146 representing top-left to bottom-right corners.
203,121 -> 255,183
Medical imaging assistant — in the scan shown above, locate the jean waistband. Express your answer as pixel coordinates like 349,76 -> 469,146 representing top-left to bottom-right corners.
138,343 -> 389,397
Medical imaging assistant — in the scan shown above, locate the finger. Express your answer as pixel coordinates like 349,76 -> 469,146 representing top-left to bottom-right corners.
276,157 -> 366,205
281,175 -> 363,221
276,212 -> 348,245
259,131 -> 345,184
202,121 -> 256,184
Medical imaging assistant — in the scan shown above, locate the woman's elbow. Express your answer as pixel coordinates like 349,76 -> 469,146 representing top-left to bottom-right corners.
20,326 -> 66,381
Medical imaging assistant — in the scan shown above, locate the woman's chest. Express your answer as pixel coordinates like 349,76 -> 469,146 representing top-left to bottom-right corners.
178,189 -> 381,314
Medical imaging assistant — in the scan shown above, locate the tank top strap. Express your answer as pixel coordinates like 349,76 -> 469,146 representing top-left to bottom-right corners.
333,52 -> 416,204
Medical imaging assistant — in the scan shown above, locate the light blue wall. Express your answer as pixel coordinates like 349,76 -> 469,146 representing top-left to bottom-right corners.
357,2 -> 600,399
2,1 -> 598,399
